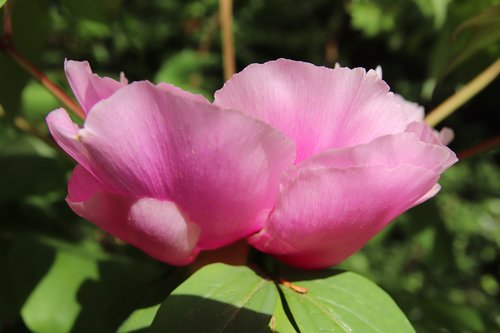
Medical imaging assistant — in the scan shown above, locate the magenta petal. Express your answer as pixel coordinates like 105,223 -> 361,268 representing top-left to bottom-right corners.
249,165 -> 440,269
67,166 -> 201,265
78,81 -> 295,248
214,59 -> 421,162
65,60 -> 124,114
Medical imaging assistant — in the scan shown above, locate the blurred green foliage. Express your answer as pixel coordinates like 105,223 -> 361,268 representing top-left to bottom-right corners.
0,0 -> 499,332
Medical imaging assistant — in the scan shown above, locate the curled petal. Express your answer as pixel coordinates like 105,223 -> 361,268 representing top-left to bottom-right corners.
67,166 -> 201,265
65,60 -> 125,114
249,165 -> 440,269
288,130 -> 457,181
215,59 -> 422,162
46,108 -> 92,171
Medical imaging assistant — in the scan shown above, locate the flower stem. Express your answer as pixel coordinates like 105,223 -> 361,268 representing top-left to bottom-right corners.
219,0 -> 236,81
1,1 -> 85,120
425,58 -> 500,127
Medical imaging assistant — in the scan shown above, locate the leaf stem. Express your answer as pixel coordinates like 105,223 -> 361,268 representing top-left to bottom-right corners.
425,58 -> 500,127
1,1 -> 84,120
219,0 -> 236,81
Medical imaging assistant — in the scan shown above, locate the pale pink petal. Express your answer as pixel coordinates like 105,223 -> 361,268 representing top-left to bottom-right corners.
438,127 -> 455,145
120,72 -> 129,85
79,81 -> 295,248
405,121 -> 441,145
413,183 -> 441,206
67,166 -> 201,265
249,165 -> 440,269
214,59 -> 420,162
156,82 -> 209,103
65,60 -> 124,114
393,93 -> 425,123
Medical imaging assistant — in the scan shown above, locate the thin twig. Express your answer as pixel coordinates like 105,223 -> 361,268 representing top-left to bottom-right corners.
219,0 -> 236,81
425,58 -> 500,127
13,116 -> 58,149
457,134 -> 500,160
0,0 -> 85,120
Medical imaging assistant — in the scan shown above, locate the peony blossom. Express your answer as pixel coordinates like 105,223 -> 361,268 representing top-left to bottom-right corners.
47,59 -> 456,268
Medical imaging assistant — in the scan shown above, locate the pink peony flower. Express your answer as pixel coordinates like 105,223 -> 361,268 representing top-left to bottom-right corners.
47,59 -> 457,268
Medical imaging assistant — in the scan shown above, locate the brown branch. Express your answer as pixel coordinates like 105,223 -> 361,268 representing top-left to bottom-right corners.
1,0 -> 85,120
457,134 -> 500,160
219,0 -> 236,81
13,116 -> 58,149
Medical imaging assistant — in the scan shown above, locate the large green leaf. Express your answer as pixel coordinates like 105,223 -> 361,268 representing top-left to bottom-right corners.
117,305 -> 160,333
279,269 -> 415,333
150,263 -> 278,333
71,258 -> 178,333
268,295 -> 297,333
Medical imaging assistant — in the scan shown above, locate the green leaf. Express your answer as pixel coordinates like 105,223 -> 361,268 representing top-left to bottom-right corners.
117,304 -> 160,333
279,269 -> 415,333
0,0 -> 7,9
20,240 -> 100,333
444,4 -> 500,73
154,50 -> 219,97
71,258 -> 177,333
21,79 -> 61,123
269,295 -> 297,333
150,263 -> 278,333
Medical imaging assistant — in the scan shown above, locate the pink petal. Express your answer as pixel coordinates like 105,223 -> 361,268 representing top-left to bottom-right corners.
393,93 -> 425,123
65,60 -> 124,114
438,127 -> 455,145
291,130 -> 457,177
249,165 -> 441,269
77,81 -> 295,248
214,59 -> 421,162
156,82 -> 209,103
67,166 -> 201,265
413,183 -> 441,206
46,108 -> 91,171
